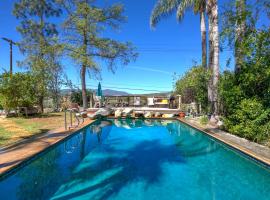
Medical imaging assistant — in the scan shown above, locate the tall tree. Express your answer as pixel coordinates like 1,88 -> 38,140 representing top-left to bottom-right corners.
235,0 -> 246,73
150,0 -> 207,68
47,41 -> 67,111
13,0 -> 62,112
61,0 -> 137,109
207,0 -> 219,115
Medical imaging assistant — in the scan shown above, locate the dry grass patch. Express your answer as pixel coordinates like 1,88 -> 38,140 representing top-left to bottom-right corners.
0,112 -> 68,147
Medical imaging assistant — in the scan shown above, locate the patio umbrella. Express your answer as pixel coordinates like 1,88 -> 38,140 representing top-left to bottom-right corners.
97,82 -> 102,97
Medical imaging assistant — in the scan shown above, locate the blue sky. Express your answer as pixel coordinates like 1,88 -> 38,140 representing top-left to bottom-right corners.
0,0 -> 265,94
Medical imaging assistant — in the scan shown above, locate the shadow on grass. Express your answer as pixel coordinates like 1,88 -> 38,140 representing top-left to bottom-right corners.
6,112 -> 63,120
0,129 -> 52,152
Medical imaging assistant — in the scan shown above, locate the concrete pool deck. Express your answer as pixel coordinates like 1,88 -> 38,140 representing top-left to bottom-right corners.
0,119 -> 95,176
1,117 -> 270,177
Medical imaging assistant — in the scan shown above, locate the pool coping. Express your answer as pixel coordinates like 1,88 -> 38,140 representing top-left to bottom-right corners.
0,119 -> 96,178
177,118 -> 270,167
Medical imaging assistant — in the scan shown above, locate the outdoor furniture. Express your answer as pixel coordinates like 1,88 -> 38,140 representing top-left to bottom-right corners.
93,95 -> 101,108
122,108 -> 133,117
134,111 -> 144,118
147,97 -> 155,107
115,109 -> 123,118
134,96 -> 141,107
18,106 -> 39,116
154,112 -> 162,117
144,111 -> 152,118
162,113 -> 175,118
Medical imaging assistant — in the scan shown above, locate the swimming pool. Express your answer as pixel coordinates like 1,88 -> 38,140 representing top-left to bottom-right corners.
0,119 -> 270,200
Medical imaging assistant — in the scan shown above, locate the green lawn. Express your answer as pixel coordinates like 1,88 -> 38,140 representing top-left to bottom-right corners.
0,112 -> 68,147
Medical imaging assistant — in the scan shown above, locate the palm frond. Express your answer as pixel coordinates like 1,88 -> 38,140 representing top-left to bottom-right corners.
150,0 -> 181,28
177,0 -> 196,20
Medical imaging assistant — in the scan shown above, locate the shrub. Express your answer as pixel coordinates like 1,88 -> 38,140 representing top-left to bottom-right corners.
175,65 -> 210,112
199,115 -> 209,125
0,72 -> 38,111
224,99 -> 270,143
70,89 -> 92,106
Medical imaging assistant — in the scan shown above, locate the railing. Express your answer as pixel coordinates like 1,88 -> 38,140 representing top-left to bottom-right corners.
64,109 -> 84,130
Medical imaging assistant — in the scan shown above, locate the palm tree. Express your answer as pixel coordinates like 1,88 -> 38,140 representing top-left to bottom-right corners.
150,0 -> 207,68
207,0 -> 219,115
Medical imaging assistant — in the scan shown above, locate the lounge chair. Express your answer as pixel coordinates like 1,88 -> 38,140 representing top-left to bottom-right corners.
115,109 -> 123,118
122,108 -> 133,117
87,108 -> 112,119
144,111 -> 152,118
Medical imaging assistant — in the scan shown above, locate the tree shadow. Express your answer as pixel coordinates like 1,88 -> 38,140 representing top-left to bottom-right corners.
52,120 -> 220,200
0,129 -> 52,153
53,140 -> 185,200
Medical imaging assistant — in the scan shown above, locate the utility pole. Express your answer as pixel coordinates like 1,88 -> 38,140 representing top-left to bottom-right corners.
2,37 -> 17,77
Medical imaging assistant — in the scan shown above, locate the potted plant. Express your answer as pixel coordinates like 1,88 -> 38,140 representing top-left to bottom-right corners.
179,111 -> 185,118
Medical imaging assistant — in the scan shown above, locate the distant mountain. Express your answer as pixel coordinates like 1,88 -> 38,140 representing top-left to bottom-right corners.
102,89 -> 129,96
61,88 -> 129,96
61,88 -> 170,97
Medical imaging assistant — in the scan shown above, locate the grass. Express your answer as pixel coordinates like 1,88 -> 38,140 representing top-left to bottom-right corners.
0,112 -> 71,147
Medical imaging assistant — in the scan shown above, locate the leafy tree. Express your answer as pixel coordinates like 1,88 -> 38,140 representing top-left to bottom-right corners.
221,0 -> 270,72
46,42 -> 69,111
61,0 -> 137,109
219,23 -> 270,144
13,0 -> 62,112
0,73 -> 38,112
150,0 -> 207,68
70,89 -> 92,106
175,65 -> 210,112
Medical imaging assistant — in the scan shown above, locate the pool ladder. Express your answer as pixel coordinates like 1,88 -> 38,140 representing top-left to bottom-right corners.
64,109 -> 84,130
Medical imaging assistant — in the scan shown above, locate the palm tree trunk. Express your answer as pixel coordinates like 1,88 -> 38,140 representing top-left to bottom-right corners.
235,0 -> 246,73
200,11 -> 207,68
211,0 -> 219,115
207,0 -> 219,115
207,6 -> 213,109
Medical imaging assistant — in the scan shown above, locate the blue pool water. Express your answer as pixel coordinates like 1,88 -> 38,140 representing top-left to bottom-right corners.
0,119 -> 270,200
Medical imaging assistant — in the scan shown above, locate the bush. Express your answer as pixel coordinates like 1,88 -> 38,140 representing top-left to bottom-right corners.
224,99 -> 270,143
0,72 -> 38,111
199,115 -> 209,125
70,89 -> 92,106
175,65 -> 210,112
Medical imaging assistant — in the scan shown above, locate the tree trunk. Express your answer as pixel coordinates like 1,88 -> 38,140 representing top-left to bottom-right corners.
211,0 -> 219,115
207,0 -> 219,115
81,21 -> 88,110
81,65 -> 87,110
235,0 -> 246,73
200,11 -> 207,68
39,96 -> 44,113
207,6 -> 213,109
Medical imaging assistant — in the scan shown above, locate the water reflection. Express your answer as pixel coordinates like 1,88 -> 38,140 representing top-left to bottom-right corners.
112,119 -> 175,129
0,120 -> 113,200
